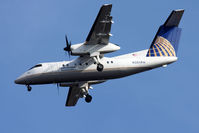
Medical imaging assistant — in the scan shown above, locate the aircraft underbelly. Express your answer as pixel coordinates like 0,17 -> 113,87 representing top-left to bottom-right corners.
30,67 -> 149,84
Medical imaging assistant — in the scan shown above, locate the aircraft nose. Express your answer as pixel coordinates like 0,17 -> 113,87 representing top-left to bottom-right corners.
15,76 -> 26,84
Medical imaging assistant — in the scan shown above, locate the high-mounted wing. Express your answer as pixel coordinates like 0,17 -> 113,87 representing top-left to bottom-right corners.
68,4 -> 120,56
65,86 -> 81,106
85,4 -> 113,45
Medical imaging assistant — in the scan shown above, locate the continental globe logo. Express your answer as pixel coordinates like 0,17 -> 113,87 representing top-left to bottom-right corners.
146,36 -> 176,57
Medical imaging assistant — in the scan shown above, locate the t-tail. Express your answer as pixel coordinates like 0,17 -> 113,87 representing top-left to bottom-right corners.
146,9 -> 184,57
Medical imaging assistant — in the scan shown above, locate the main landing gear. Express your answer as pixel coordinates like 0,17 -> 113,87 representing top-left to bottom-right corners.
97,63 -> 104,72
79,83 -> 93,104
26,85 -> 32,92
85,94 -> 92,103
93,56 -> 104,72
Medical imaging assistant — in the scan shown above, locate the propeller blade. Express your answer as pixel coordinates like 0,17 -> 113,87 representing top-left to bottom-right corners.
57,83 -> 59,96
65,35 -> 69,47
68,51 -> 71,58
64,35 -> 71,51
63,34 -> 72,58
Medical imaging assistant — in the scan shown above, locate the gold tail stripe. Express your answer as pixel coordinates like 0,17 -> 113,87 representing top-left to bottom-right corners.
148,48 -> 151,56
158,43 -> 171,56
161,42 -> 175,56
154,44 -> 163,56
161,43 -> 173,56
156,43 -> 168,56
152,47 -> 157,56
163,40 -> 175,51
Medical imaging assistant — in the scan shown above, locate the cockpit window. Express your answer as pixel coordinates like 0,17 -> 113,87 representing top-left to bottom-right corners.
29,64 -> 42,70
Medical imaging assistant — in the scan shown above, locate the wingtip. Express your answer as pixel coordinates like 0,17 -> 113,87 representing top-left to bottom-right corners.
173,9 -> 185,12
103,4 -> 112,7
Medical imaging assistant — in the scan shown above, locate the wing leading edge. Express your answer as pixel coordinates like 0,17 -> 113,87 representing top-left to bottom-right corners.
85,4 -> 113,45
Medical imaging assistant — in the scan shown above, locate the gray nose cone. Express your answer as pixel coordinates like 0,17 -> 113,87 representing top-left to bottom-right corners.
15,77 -> 26,84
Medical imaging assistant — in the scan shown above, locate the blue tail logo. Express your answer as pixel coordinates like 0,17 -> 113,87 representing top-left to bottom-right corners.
146,9 -> 184,57
147,36 -> 176,57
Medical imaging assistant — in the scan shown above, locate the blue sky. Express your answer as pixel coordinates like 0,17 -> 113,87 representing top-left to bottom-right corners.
1,0 -> 199,133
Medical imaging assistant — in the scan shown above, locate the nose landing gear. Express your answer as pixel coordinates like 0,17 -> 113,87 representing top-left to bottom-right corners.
26,85 -> 32,92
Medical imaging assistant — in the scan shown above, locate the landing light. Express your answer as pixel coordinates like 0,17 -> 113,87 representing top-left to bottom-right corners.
162,64 -> 167,68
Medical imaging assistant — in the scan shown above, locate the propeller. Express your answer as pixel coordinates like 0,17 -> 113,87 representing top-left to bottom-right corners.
64,35 -> 72,57
56,83 -> 60,96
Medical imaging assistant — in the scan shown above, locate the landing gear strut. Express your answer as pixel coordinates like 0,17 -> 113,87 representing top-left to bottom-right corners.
79,83 -> 93,103
26,85 -> 32,92
85,94 -> 92,103
93,55 -> 104,72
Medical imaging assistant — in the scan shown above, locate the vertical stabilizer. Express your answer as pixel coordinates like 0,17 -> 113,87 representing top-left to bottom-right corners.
146,9 -> 184,57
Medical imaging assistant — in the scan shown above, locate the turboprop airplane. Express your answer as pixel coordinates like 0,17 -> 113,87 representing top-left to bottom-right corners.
15,4 -> 184,106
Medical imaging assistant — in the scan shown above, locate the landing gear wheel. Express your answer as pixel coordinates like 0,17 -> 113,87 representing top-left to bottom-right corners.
27,85 -> 32,92
85,94 -> 92,103
97,63 -> 104,72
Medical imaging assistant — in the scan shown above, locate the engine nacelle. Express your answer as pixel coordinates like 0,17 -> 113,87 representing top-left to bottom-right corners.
70,42 -> 120,56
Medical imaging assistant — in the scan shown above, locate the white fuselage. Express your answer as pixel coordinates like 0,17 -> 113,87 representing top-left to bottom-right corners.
15,50 -> 177,85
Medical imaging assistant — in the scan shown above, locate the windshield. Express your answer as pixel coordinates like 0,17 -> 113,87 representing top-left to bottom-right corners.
29,64 -> 42,70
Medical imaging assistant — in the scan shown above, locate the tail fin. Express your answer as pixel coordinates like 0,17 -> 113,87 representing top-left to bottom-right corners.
146,9 -> 184,57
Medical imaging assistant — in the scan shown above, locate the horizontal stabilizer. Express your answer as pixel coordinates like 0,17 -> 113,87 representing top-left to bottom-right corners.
164,9 -> 184,27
